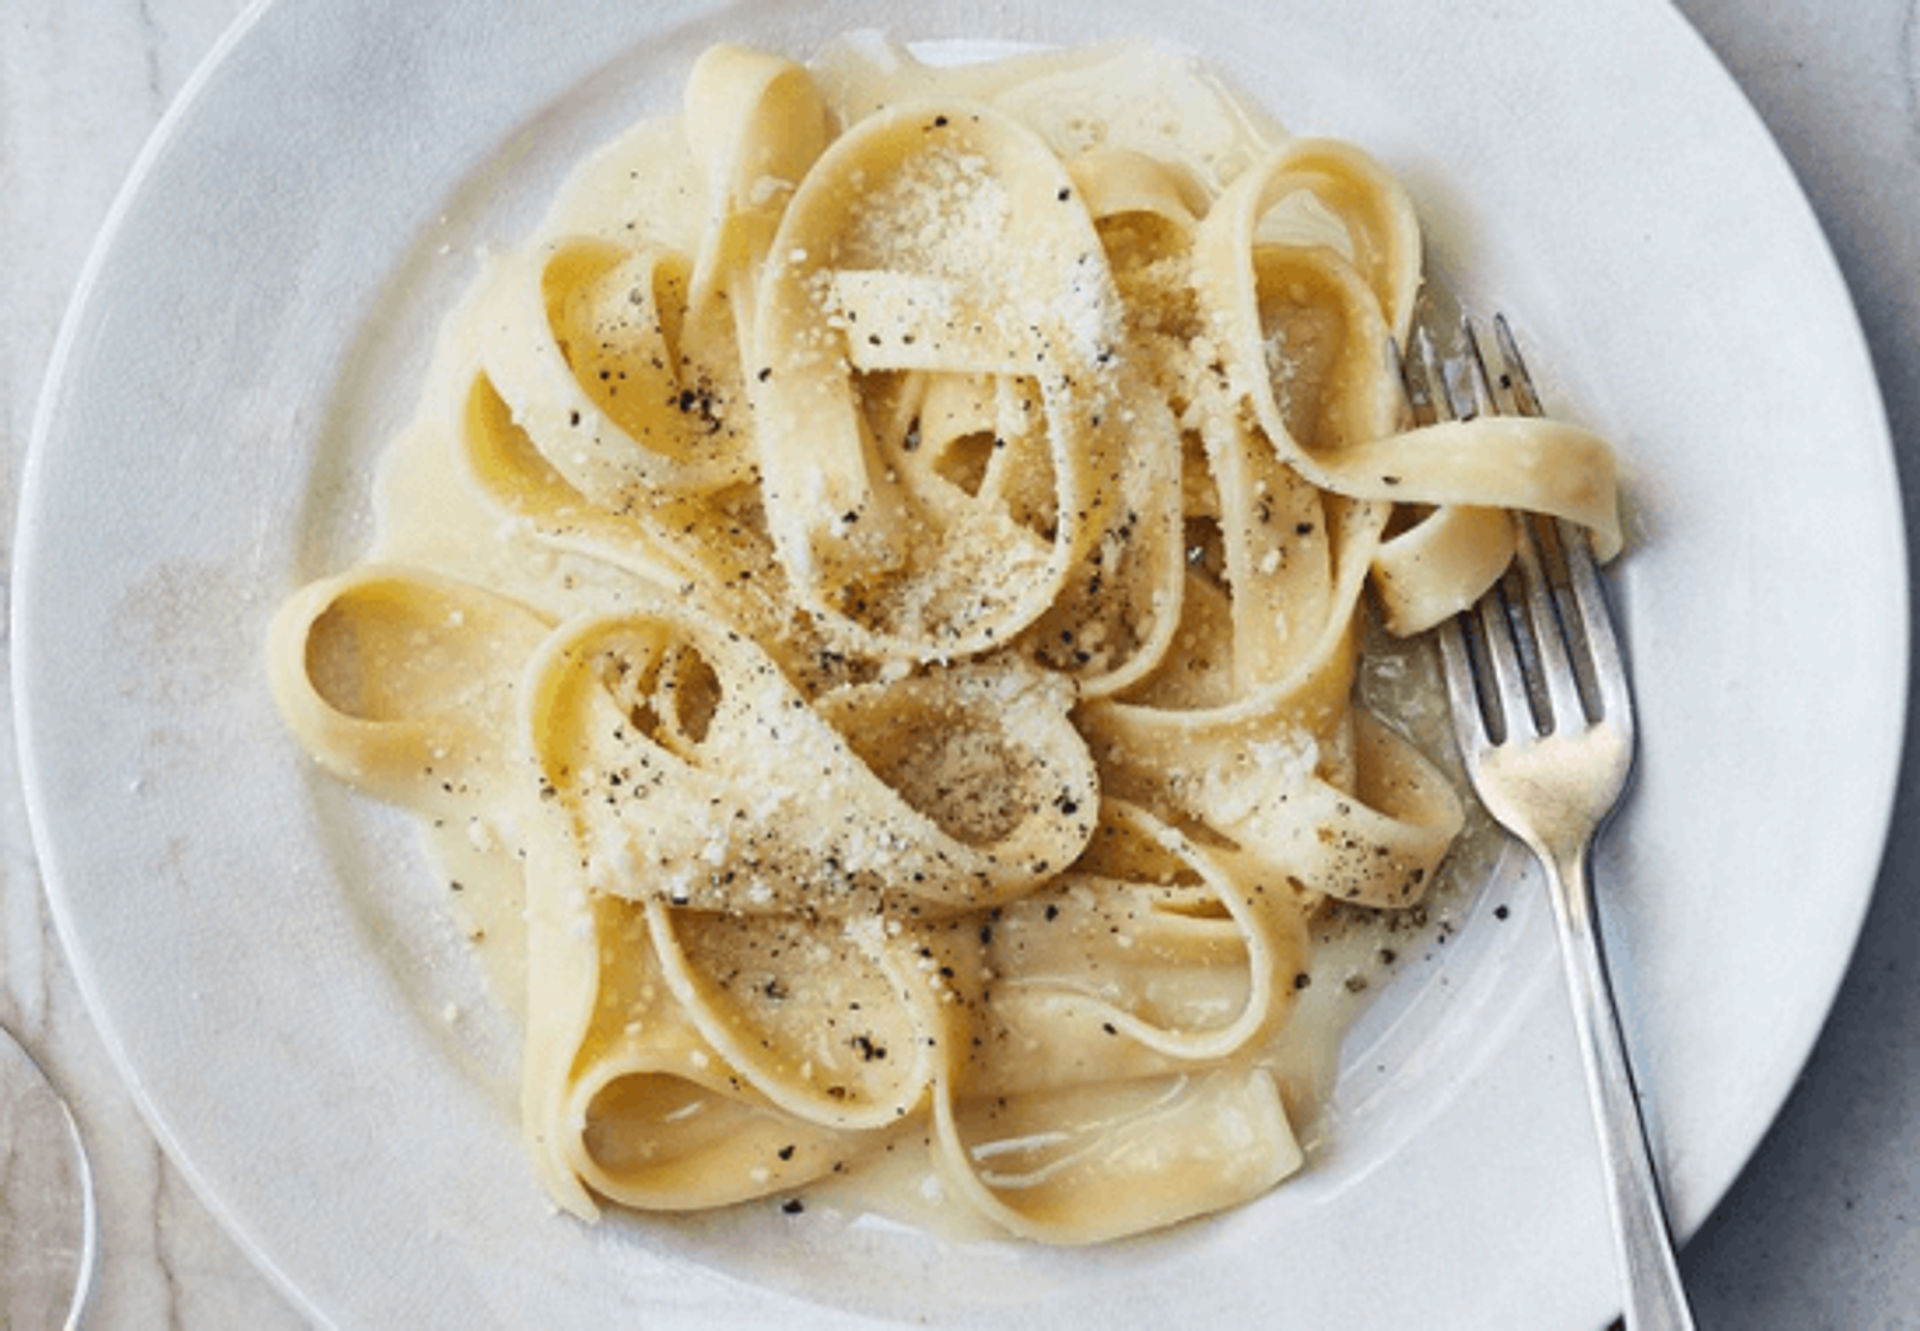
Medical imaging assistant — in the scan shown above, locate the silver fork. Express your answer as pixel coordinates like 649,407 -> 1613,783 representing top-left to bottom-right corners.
1404,316 -> 1696,1331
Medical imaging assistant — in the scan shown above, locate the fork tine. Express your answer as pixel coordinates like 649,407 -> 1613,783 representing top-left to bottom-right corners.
1492,314 -> 1543,415
1476,574 -> 1541,739
1511,516 -> 1589,729
1460,314 -> 1498,413
1436,615 -> 1492,744
1441,352 -> 1480,420
1560,519 -> 1634,733
1421,319 -> 1508,740
1385,336 -> 1423,433
1412,323 -> 1447,422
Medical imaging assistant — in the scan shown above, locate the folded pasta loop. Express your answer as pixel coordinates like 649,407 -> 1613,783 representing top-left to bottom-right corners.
1007,149 -> 1202,697
479,236 -> 753,503
752,100 -> 1126,660
1089,689 -> 1463,910
1370,503 -> 1518,635
522,852 -> 863,1215
456,374 -> 842,678
1085,418 -> 1385,744
266,565 -> 551,814
967,801 -> 1307,1089
682,45 -> 832,315
644,902 -> 962,1130
930,1066 -> 1303,1244
1082,470 -> 1457,907
927,782 -> 1313,1246
1015,384 -> 1186,698
1194,148 -> 1622,558
1237,137 -> 1423,339
521,604 -> 1100,916
1198,709 -> 1463,908
1066,146 -> 1209,230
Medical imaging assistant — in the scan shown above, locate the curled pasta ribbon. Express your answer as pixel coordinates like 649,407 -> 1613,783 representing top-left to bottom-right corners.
1237,137 -> 1423,341
1011,383 -> 1185,698
521,853 -> 874,1216
1093,374 -> 1380,734
752,99 -> 1127,659
477,47 -> 828,508
456,374 -> 800,648
1190,709 -> 1463,910
456,372 -> 644,558
931,1068 -> 1302,1245
1006,148 -> 1200,698
682,44 -> 833,315
1370,502 -> 1519,636
1086,451 -> 1461,909
644,902 -> 967,1130
522,785 -> 978,1215
459,371 -> 879,704
929,806 -> 1307,1242
519,600 -> 1100,917
1066,146 -> 1210,229
478,237 -> 753,503
1094,682 -> 1465,906
973,802 -> 1308,1079
1193,140 -> 1622,591
266,565 -> 551,814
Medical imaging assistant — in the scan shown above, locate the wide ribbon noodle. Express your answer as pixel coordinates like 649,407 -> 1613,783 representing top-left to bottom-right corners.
268,36 -> 1621,1243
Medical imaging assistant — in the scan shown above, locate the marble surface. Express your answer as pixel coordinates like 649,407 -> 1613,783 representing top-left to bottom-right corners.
2,0 -> 1916,1326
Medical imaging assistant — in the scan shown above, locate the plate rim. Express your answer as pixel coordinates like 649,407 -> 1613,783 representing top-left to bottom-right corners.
13,0 -> 1909,1326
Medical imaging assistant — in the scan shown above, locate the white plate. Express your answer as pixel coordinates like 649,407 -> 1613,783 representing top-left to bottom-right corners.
15,1 -> 1906,1327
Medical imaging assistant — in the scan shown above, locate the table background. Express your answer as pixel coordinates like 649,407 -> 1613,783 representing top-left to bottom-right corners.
4,0 -> 1916,1326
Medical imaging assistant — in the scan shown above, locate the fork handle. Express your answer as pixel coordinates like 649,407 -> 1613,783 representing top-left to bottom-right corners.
1542,839 -> 1697,1331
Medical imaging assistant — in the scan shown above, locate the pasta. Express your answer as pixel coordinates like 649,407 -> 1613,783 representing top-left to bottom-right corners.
268,35 -> 1619,1243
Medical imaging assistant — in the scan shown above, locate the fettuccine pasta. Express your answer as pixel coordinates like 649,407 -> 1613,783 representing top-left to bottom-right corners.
268,35 -> 1619,1243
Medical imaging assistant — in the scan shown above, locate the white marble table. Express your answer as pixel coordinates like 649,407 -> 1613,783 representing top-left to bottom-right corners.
3,1 -> 1916,1326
